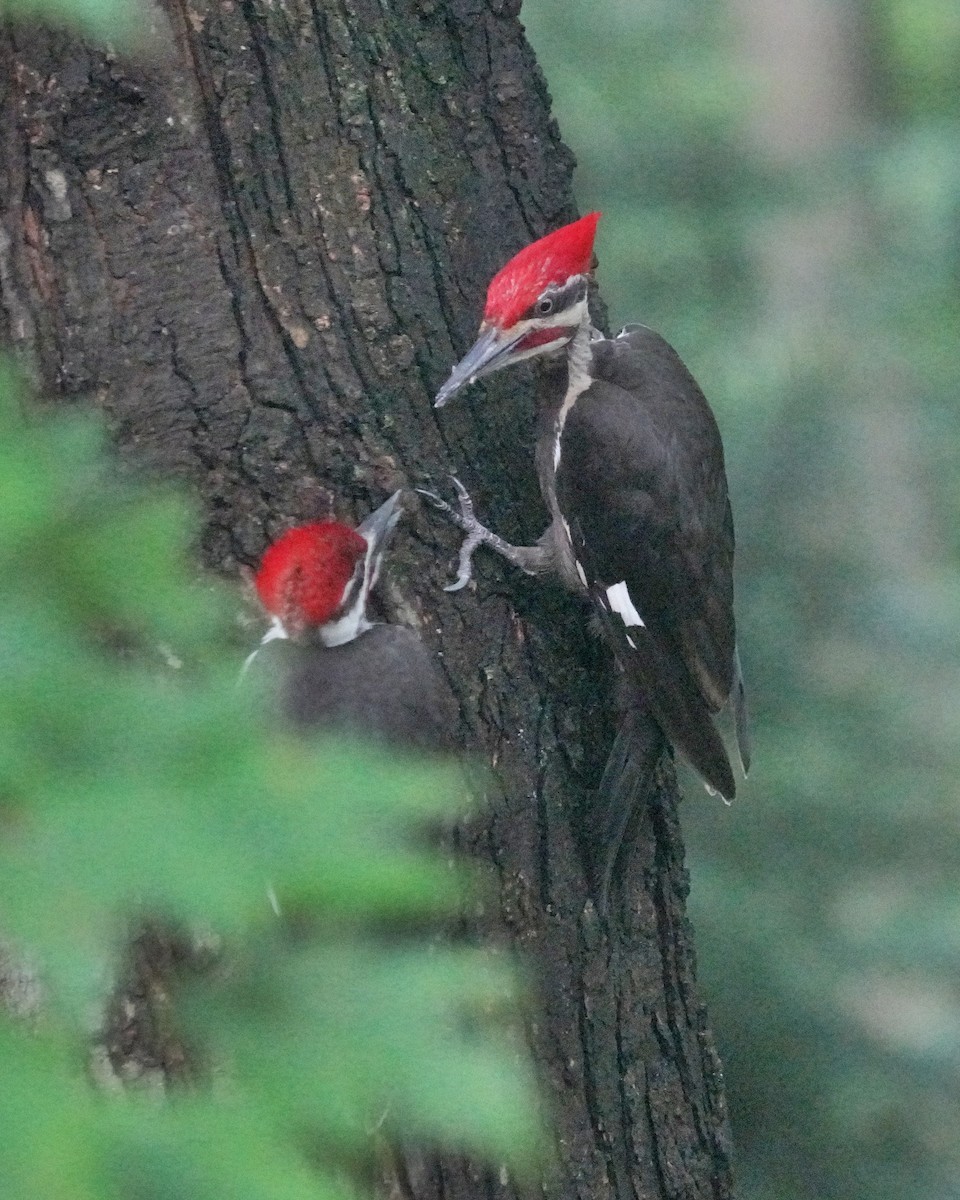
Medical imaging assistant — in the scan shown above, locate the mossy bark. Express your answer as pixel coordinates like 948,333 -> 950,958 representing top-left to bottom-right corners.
0,3 -> 734,1197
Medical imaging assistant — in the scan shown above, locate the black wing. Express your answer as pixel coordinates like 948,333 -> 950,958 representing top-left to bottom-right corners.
557,326 -> 742,795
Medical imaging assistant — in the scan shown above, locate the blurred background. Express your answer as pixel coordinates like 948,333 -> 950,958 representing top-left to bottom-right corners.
522,1 -> 960,1198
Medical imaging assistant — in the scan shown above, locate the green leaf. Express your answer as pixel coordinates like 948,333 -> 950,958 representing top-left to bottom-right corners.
0,721 -> 478,1010
184,940 -> 546,1170
105,1101 -> 362,1200
0,359 -> 545,1195
0,1023 -> 107,1200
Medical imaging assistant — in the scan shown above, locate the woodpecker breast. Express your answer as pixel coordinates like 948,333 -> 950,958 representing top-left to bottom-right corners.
535,323 -> 743,797
252,624 -> 458,756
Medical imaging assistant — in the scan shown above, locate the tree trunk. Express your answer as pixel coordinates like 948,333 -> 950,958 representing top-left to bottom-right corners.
0,3 -> 733,1197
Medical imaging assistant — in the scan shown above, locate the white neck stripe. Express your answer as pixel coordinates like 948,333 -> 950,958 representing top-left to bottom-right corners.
553,306 -> 593,471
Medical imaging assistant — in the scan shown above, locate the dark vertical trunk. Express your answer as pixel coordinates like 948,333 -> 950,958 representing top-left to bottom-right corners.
0,3 -> 733,1197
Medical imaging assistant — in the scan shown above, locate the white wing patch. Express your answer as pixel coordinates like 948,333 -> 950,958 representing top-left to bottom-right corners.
606,581 -> 645,628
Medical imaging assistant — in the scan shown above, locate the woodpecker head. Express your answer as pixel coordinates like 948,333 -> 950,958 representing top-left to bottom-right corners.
254,491 -> 403,647
434,212 -> 600,408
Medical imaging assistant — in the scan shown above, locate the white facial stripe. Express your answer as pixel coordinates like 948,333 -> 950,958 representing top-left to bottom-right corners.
502,336 -> 570,371
321,554 -> 369,648
361,533 -> 380,599
320,547 -> 374,647
476,292 -> 589,384
319,597 -> 371,647
606,581 -> 645,628
506,295 -> 588,341
553,310 -> 593,469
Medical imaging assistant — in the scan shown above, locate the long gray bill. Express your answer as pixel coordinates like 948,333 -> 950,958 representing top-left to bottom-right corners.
357,489 -> 404,553
434,326 -> 521,408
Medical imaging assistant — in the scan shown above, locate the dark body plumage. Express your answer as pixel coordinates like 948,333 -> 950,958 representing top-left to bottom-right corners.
254,624 -> 457,756
537,325 -> 748,801
431,213 -> 748,909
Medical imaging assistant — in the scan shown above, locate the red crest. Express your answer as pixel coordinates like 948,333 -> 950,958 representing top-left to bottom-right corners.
483,212 -> 600,328
256,523 -> 366,628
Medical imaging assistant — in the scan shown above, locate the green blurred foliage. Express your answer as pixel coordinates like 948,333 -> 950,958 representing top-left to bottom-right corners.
524,1 -> 960,1198
0,365 -> 544,1196
0,0 -> 139,44
524,0 -> 775,351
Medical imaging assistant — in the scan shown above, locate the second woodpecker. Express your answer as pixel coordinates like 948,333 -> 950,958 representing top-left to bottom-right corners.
246,491 -> 456,755
430,212 -> 749,834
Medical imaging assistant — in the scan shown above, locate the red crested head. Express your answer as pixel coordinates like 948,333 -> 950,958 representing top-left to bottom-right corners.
255,522 -> 367,629
482,212 -> 600,329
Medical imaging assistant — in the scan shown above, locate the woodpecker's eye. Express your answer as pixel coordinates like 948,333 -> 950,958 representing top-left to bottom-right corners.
535,297 -> 554,316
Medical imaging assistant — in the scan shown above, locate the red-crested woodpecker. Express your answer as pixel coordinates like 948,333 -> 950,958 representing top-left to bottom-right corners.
246,491 -> 455,755
427,214 -> 749,900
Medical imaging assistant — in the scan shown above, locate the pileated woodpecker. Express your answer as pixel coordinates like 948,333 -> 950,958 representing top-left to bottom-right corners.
428,213 -> 749,895
246,491 -> 456,755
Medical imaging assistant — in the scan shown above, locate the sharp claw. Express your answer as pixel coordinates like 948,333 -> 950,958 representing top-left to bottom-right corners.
444,530 -> 483,591
418,477 -> 488,591
450,475 -> 475,521
415,478 -> 480,534
444,570 -> 472,593
415,487 -> 451,514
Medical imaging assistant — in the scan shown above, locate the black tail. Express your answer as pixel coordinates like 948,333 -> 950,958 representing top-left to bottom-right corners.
589,708 -> 666,915
592,594 -> 736,800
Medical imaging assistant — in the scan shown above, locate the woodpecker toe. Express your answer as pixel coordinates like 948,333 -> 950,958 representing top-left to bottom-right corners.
444,561 -> 474,592
414,486 -> 447,512
449,475 -> 476,518
444,531 -> 486,591
417,479 -> 497,590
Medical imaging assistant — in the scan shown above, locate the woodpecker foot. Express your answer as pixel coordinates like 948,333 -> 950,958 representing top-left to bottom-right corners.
417,477 -> 492,591
419,477 -> 554,589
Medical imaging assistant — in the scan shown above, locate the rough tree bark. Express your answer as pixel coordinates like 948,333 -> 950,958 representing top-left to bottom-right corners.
0,3 -> 734,1197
